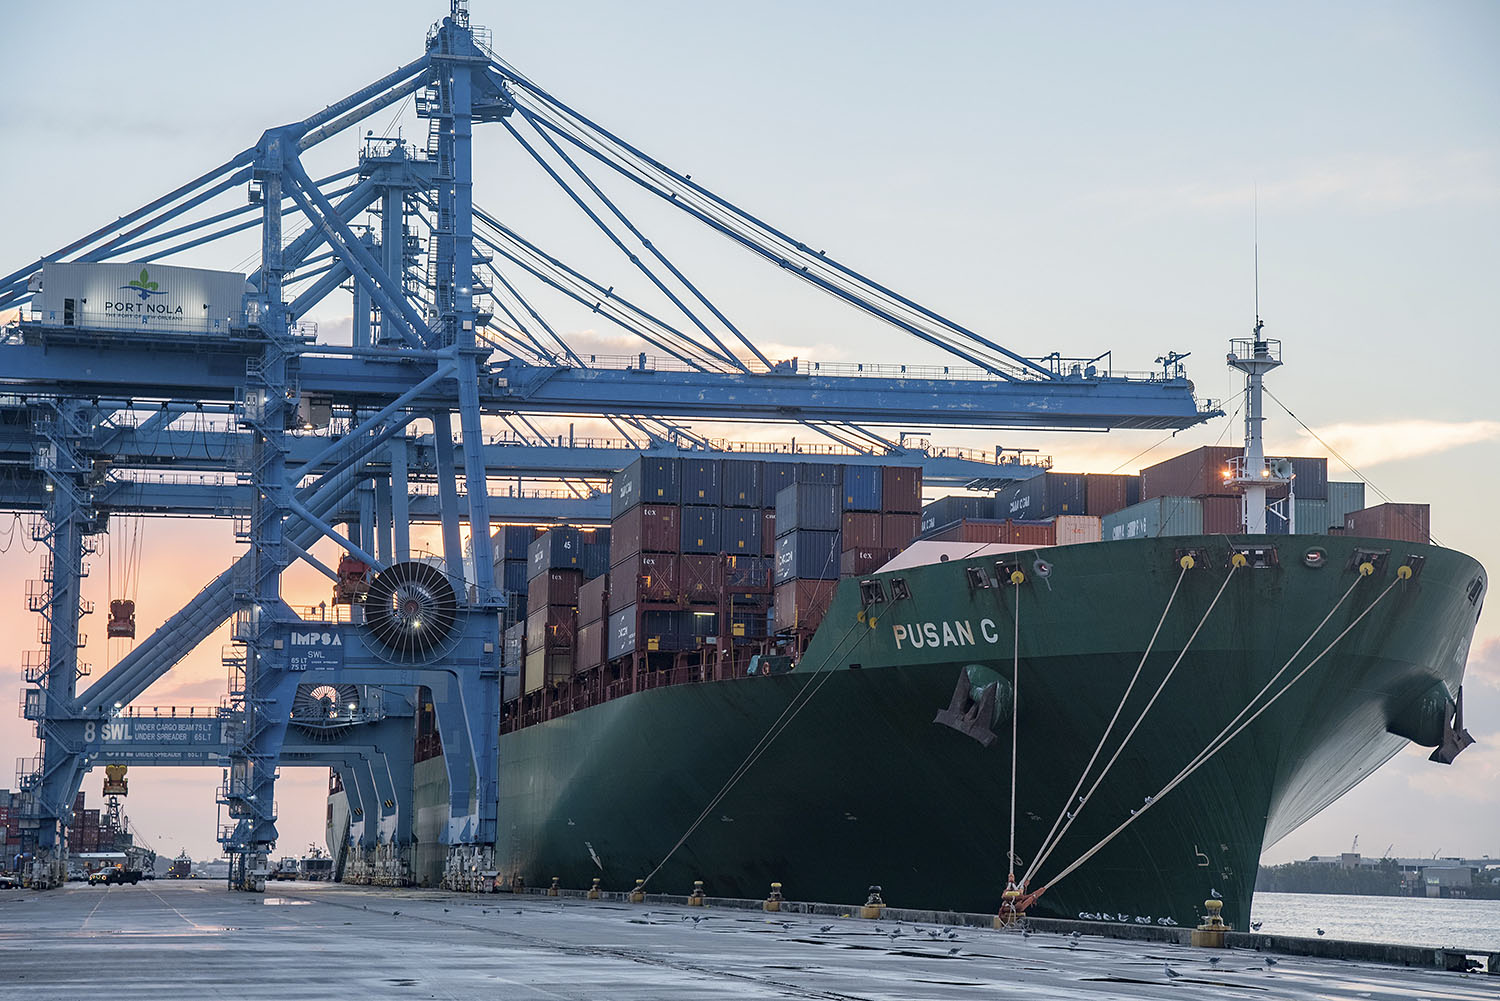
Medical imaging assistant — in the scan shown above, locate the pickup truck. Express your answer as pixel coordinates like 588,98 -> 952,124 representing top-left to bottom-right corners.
88,866 -> 141,886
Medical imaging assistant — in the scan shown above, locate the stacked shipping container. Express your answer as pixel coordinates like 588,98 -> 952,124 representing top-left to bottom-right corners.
776,464 -> 921,633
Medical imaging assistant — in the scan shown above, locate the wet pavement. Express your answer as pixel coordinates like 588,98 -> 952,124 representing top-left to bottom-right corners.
0,880 -> 1492,999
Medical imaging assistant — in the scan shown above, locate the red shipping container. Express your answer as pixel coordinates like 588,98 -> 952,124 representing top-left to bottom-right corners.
575,621 -> 604,672
525,605 -> 576,651
577,574 -> 608,627
1141,446 -> 1242,500
1084,473 -> 1141,517
610,504 -> 681,563
1200,496 -> 1243,534
529,569 -> 582,609
841,511 -> 881,549
773,578 -> 838,634
881,466 -> 923,513
1345,503 -> 1430,544
880,512 -> 922,549
609,552 -> 679,604
925,519 -> 1009,544
761,509 -> 777,556
840,547 -> 896,576
680,554 -> 721,604
1005,520 -> 1057,545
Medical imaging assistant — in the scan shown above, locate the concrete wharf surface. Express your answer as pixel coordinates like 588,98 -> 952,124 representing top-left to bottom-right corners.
0,880 -> 1494,1000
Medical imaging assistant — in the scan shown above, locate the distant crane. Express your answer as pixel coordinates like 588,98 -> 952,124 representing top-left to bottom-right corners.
1349,834 -> 1358,853
1382,844 -> 1394,860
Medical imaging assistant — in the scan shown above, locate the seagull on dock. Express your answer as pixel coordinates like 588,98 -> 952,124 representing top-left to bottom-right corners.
1316,927 -> 1325,936
1164,961 -> 1181,979
819,924 -> 834,933
1264,956 -> 1278,969
947,946 -> 962,956
1250,921 -> 1262,931
1210,888 -> 1222,900
1207,956 -> 1222,967
1070,931 -> 1082,939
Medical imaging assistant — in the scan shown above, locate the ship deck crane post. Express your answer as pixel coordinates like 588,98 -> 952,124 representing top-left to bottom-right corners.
0,1 -> 1213,889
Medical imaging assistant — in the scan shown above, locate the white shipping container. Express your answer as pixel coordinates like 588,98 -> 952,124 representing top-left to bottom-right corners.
1053,514 -> 1102,545
32,261 -> 250,334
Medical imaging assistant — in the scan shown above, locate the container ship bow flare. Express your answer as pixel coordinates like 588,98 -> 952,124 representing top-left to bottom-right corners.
478,533 -> 1484,929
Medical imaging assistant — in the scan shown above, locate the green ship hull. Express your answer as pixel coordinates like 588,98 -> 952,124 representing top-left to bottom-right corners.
463,535 -> 1484,928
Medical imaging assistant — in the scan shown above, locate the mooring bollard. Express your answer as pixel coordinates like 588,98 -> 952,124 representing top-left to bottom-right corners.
688,880 -> 706,906
587,877 -> 601,900
859,885 -> 884,919
629,878 -> 646,903
764,881 -> 784,912
548,876 -> 560,897
1190,897 -> 1227,948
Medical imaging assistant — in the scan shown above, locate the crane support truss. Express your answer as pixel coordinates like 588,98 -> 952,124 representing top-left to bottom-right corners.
0,2 -> 1212,890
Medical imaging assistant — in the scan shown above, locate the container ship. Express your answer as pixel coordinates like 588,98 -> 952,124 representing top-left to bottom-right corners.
332,336 -> 1485,930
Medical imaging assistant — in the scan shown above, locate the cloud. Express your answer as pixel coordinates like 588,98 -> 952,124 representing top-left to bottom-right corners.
1466,635 -> 1500,691
1272,419 -> 1500,471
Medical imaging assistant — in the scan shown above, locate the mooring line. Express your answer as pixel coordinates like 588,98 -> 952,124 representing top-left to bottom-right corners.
1024,560 -> 1240,887
1022,563 -> 1188,886
1033,572 -> 1399,897
640,617 -> 871,890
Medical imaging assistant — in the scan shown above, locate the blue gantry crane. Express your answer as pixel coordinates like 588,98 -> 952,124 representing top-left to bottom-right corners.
0,2 -> 1211,890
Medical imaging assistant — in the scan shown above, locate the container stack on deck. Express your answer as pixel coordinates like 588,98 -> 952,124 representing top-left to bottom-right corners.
772,464 -> 921,636
520,525 -> 610,695
1106,445 -> 1337,540
920,471 -> 1128,546
602,456 -> 779,674
919,446 -> 1420,544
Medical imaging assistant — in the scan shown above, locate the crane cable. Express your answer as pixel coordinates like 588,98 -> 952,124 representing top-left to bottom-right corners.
1021,562 -> 1189,888
1022,559 -> 1242,889
1023,566 -> 1397,906
640,615 -> 871,891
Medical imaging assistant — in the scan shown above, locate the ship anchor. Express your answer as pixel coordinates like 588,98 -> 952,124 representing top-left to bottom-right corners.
933,665 -> 1010,747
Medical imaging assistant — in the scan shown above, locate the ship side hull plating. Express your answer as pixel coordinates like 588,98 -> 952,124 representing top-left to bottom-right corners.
434,535 -> 1481,927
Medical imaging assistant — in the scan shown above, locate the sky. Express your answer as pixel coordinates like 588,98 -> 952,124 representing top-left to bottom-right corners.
0,1 -> 1496,866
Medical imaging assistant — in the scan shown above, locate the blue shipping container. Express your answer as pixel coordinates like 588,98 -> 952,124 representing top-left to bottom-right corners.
527,527 -> 581,578
494,525 -> 538,562
762,462 -> 797,507
795,462 -> 844,485
722,507 -> 763,553
680,458 -> 722,505
722,459 -> 763,508
842,465 -> 883,512
680,505 -> 722,553
995,472 -> 1086,520
775,483 -> 841,535
501,559 -> 530,594
581,540 -> 611,579
1288,457 -> 1328,501
775,529 -> 842,583
920,495 -> 995,533
611,456 -> 679,517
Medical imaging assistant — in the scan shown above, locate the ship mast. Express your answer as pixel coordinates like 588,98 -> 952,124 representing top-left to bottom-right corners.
1226,320 -> 1287,533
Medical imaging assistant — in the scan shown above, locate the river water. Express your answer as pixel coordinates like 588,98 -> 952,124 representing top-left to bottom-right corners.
1250,891 -> 1500,950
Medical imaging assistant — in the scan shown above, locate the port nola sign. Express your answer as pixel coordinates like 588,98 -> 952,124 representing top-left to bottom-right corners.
31,261 -> 250,334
